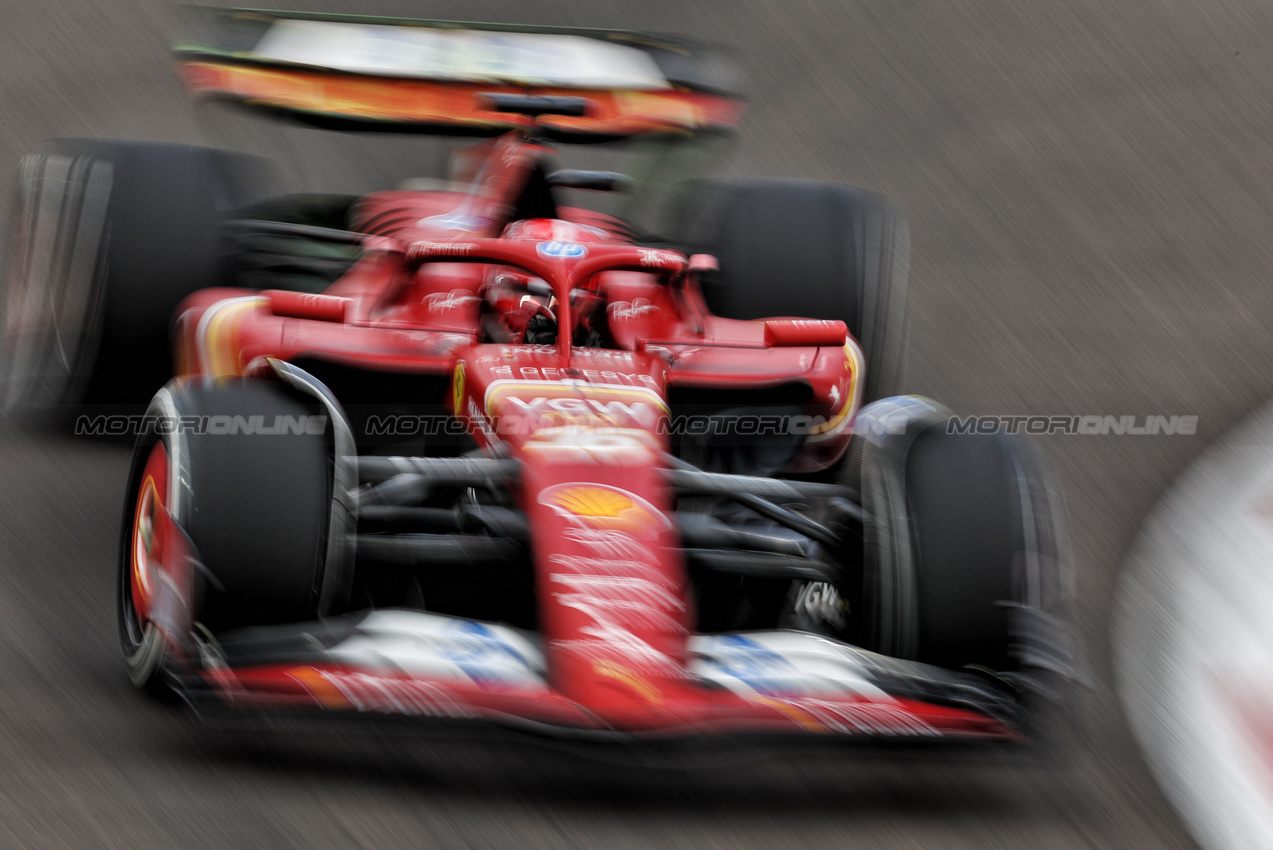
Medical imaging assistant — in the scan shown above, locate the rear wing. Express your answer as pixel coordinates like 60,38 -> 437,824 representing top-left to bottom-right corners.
173,7 -> 745,138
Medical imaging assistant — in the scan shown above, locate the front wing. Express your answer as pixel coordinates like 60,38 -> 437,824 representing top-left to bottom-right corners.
179,609 -> 1022,741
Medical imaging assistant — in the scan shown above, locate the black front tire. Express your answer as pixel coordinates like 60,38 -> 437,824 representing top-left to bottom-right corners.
119,377 -> 343,696
852,403 -> 1067,674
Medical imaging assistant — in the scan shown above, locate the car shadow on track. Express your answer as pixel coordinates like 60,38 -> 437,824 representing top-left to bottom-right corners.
169,721 -> 1081,821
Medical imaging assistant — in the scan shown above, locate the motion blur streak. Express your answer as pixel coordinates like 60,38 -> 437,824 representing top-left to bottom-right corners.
11,0 -> 1273,846
1118,400 -> 1273,850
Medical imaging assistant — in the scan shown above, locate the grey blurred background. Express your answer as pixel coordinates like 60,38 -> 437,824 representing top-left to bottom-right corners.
6,0 -> 1273,846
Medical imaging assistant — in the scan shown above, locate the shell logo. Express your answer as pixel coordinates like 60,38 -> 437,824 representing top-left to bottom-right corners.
553,486 -> 631,517
539,483 -> 670,534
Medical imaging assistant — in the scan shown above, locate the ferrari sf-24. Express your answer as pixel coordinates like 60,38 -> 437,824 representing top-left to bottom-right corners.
2,9 -> 1075,746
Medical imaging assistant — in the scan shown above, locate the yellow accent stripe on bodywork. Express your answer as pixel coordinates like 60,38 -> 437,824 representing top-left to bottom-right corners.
197,297 -> 266,376
808,338 -> 865,440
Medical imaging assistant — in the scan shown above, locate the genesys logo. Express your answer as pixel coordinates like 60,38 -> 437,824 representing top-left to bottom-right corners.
537,241 -> 587,259
539,483 -> 670,534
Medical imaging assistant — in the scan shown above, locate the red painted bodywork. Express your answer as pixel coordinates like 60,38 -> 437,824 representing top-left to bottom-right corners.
213,663 -> 1014,739
153,131 -> 1012,741
175,131 -> 861,467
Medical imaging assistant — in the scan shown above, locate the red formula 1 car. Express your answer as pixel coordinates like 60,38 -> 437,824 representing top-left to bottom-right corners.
4,9 -> 1074,745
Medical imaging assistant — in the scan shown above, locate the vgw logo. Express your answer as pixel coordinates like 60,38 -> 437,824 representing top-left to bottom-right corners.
537,241 -> 587,259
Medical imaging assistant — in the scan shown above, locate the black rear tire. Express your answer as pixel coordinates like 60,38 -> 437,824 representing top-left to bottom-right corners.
670,178 -> 909,403
3,140 -> 278,413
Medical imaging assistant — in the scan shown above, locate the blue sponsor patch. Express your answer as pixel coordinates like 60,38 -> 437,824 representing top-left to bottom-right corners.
699,634 -> 799,696
537,241 -> 587,259
440,620 -> 535,686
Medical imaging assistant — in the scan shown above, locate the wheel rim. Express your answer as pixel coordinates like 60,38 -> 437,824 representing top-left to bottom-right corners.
124,441 -> 169,644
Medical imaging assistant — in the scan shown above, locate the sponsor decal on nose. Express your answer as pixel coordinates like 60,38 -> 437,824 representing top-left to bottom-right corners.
540,483 -> 670,534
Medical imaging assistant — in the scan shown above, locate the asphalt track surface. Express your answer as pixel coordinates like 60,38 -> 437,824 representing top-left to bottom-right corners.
4,0 -> 1271,846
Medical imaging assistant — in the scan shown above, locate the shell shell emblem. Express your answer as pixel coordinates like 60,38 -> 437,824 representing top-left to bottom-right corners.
539,483 -> 670,534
